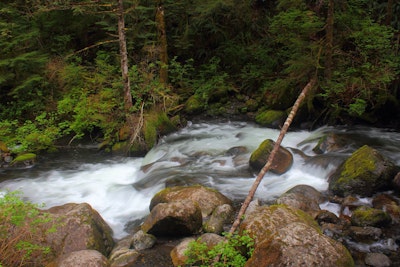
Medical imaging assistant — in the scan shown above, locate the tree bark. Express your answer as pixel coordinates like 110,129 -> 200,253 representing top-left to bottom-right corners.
117,0 -> 133,115
156,0 -> 168,85
228,77 -> 317,235
385,0 -> 394,26
324,0 -> 334,79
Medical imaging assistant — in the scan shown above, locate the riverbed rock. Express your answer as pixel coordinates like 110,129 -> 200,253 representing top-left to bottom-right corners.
149,185 -> 232,218
313,133 -> 348,154
276,184 -> 325,217
328,145 -> 399,197
141,200 -> 202,236
372,194 -> 400,223
132,230 -> 156,251
45,203 -> 115,257
365,252 -> 391,267
240,204 -> 354,267
54,250 -> 109,267
108,236 -> 141,267
350,206 -> 392,227
249,139 -> 293,174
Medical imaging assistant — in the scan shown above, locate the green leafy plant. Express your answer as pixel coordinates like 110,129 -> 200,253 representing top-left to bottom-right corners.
184,231 -> 254,267
0,191 -> 55,267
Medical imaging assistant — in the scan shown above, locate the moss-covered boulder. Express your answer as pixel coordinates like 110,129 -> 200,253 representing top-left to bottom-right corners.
240,205 -> 354,267
10,153 -> 36,167
255,110 -> 286,128
328,145 -> 399,197
149,185 -> 232,218
249,139 -> 293,175
351,206 -> 392,227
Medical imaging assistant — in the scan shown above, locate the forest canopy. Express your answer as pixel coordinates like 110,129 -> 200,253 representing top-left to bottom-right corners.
0,0 -> 399,154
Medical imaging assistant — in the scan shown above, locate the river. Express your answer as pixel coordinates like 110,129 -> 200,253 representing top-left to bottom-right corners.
1,121 -> 400,239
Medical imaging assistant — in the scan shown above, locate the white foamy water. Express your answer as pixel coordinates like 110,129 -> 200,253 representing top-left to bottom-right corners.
2,122 -> 400,239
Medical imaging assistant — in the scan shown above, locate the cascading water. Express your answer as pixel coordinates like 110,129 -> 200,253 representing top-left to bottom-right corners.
1,121 -> 400,239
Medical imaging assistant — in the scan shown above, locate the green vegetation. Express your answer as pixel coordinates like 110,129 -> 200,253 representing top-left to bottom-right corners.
0,191 -> 56,267
184,231 -> 254,267
0,0 -> 399,154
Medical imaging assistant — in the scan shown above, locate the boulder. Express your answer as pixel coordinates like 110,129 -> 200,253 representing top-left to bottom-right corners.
149,185 -> 232,218
132,230 -> 156,251
312,133 -> 348,154
45,203 -> 114,257
350,206 -> 392,227
240,204 -> 354,267
249,139 -> 293,174
141,200 -> 202,236
54,250 -> 109,267
329,145 -> 399,197
109,236 -> 141,267
276,184 -> 325,217
255,110 -> 286,128
203,204 -> 234,234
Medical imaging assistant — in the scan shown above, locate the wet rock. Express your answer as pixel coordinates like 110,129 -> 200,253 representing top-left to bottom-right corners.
240,204 -> 354,267
55,250 -> 109,267
149,185 -> 232,218
276,184 -> 325,217
372,194 -> 400,223
351,206 -> 392,227
108,236 -> 140,267
349,226 -> 382,243
45,203 -> 115,257
316,210 -> 340,225
365,252 -> 391,267
249,139 -> 293,175
313,133 -> 348,154
141,200 -> 202,236
393,172 -> 400,191
203,204 -> 234,234
329,145 -> 399,197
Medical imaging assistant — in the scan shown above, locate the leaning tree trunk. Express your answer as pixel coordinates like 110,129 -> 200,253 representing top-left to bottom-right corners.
228,78 -> 317,235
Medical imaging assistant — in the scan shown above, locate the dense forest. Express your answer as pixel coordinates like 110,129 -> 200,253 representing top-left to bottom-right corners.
1,0 -> 399,155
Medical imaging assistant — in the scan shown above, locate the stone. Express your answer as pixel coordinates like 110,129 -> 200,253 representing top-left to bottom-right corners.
203,204 -> 234,234
55,250 -> 109,267
141,200 -> 202,236
170,238 -> 195,267
149,185 -> 232,218
240,204 -> 354,267
312,133 -> 348,154
255,110 -> 286,128
348,226 -> 382,243
132,230 -> 156,251
329,145 -> 399,197
350,206 -> 392,227
365,252 -> 391,267
249,139 -> 293,174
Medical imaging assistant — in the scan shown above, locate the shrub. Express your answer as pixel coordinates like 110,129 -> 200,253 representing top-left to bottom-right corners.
0,191 -> 56,267
184,231 -> 254,267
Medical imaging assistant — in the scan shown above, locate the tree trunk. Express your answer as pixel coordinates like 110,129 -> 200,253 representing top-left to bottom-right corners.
324,0 -> 334,79
117,0 -> 133,115
156,0 -> 168,85
228,78 -> 317,235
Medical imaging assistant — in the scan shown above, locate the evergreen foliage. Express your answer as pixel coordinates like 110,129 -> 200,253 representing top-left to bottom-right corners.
0,0 -> 399,153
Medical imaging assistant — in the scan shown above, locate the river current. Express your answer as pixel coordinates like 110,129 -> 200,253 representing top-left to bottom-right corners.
1,121 -> 400,239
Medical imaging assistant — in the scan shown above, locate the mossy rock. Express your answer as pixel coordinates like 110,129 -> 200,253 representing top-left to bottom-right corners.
184,95 -> 204,114
144,112 -> 178,149
329,145 -> 399,197
249,139 -> 293,175
255,110 -> 287,128
351,206 -> 392,227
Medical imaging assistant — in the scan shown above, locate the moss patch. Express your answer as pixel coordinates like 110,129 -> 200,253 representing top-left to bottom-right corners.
255,110 -> 286,128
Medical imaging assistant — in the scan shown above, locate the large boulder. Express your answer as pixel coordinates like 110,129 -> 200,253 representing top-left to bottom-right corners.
240,204 -> 354,267
329,145 -> 399,197
45,203 -> 115,257
141,200 -> 202,236
53,250 -> 109,267
276,184 -> 326,217
149,185 -> 232,218
249,139 -> 293,174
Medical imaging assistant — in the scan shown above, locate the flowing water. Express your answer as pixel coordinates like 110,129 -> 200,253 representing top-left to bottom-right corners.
1,121 -> 400,239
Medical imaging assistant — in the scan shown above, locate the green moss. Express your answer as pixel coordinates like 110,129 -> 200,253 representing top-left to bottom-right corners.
144,112 -> 177,149
339,145 -> 376,181
184,95 -> 204,114
249,139 -> 273,164
255,110 -> 286,127
351,206 -> 392,227
11,153 -> 36,165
